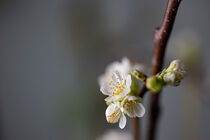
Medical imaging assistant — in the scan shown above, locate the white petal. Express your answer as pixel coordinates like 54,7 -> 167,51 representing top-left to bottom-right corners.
99,62 -> 120,87
121,96 -> 129,106
133,64 -> 146,73
123,85 -> 131,95
171,60 -> 185,76
106,61 -> 121,75
121,99 -> 135,117
115,89 -> 130,100
119,113 -> 127,129
135,103 -> 145,117
121,57 -> 132,74
106,105 -> 121,124
121,96 -> 138,107
121,96 -> 144,118
126,75 -> 132,87
168,73 -> 175,82
112,71 -> 123,83
104,96 -> 116,102
125,106 -> 136,118
108,87 -> 130,101
121,77 -> 131,97
112,71 -> 118,82
172,59 -> 181,71
105,104 -> 116,116
121,57 -> 130,66
98,74 -> 106,86
105,94 -> 123,102
127,95 -> 139,101
100,83 -> 111,95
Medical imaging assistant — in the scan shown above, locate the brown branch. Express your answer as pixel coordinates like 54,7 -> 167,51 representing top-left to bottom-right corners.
133,118 -> 140,140
139,84 -> 148,98
148,0 -> 182,140
133,84 -> 148,140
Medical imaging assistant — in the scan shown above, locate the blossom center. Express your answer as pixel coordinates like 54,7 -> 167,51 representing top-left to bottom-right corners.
109,80 -> 126,96
123,100 -> 136,108
107,111 -> 120,123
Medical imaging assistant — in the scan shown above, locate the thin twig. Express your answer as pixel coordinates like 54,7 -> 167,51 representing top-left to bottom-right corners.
148,0 -> 182,140
139,84 -> 148,98
133,84 -> 148,140
133,118 -> 140,140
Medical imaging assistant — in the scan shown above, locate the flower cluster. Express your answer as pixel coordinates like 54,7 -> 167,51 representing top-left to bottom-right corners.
99,58 -> 185,129
99,57 -> 146,129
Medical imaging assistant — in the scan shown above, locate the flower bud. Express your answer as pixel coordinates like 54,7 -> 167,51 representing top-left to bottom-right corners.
163,71 -> 182,86
167,59 -> 185,77
146,76 -> 164,93
131,70 -> 147,81
163,59 -> 185,86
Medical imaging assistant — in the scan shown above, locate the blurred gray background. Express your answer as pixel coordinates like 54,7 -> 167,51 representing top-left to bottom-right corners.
0,0 -> 210,140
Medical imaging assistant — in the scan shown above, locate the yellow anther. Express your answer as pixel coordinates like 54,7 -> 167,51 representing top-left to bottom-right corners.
108,112 -> 119,123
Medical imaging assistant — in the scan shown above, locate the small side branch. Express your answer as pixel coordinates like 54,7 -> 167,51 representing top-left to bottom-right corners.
133,118 -> 140,140
148,0 -> 182,140
133,84 -> 148,140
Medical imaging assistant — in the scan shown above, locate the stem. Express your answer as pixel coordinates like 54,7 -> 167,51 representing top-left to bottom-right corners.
133,84 -> 148,140
133,118 -> 140,140
139,84 -> 148,98
148,0 -> 182,140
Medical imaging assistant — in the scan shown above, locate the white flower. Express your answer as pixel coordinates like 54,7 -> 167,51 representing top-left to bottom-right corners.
105,96 -> 145,129
105,103 -> 126,129
121,96 -> 145,118
100,71 -> 132,102
98,57 -> 145,86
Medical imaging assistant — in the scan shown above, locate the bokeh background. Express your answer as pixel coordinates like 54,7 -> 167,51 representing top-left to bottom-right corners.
0,0 -> 210,140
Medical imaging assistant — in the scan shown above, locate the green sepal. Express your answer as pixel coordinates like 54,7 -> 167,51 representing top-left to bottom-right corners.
146,76 -> 164,93
106,101 -> 112,106
129,75 -> 140,97
131,70 -> 147,81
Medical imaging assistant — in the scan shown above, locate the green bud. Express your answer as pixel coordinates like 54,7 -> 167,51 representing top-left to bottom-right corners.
146,76 -> 164,93
131,70 -> 147,81
161,59 -> 185,87
163,71 -> 182,86
167,61 -> 177,72
158,69 -> 167,79
167,60 -> 185,74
